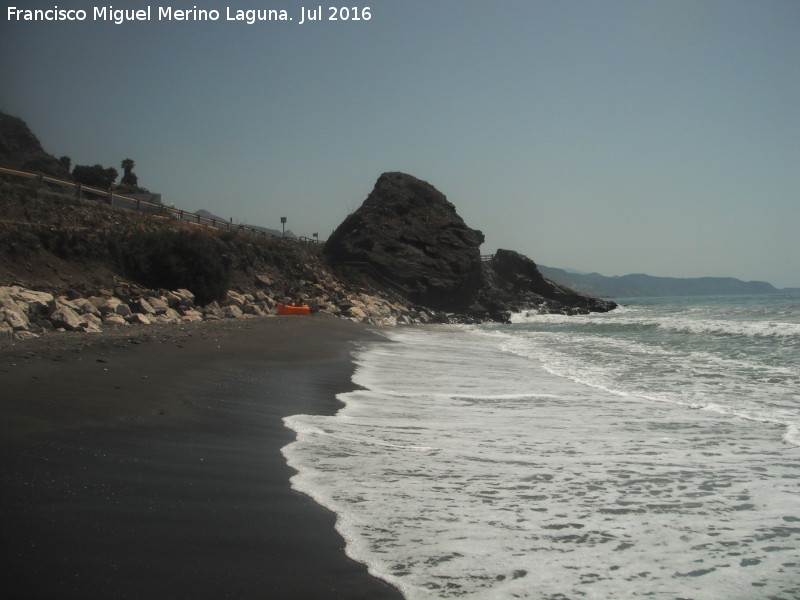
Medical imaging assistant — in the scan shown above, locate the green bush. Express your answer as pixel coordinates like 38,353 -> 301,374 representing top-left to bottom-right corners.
72,164 -> 118,188
116,230 -> 230,304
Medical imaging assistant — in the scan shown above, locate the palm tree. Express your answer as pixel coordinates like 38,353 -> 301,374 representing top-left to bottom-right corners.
120,158 -> 138,187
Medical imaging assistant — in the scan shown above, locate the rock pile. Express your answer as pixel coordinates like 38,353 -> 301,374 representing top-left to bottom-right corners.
0,282 -> 439,341
1,285 -> 199,339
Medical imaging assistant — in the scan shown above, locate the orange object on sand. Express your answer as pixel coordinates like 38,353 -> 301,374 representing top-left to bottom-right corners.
277,303 -> 311,316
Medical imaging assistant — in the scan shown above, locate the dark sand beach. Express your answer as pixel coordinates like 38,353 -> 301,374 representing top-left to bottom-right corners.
0,316 -> 403,599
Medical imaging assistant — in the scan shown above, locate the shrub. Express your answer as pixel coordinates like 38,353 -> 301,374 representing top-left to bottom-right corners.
72,164 -> 118,189
116,230 -> 230,304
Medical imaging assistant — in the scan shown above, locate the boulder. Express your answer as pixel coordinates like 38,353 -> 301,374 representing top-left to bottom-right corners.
147,296 -> 169,315
81,313 -> 103,333
180,309 -> 204,322
175,288 -> 195,305
346,306 -> 368,321
13,289 -> 54,316
242,303 -> 266,317
56,297 -> 85,313
13,330 -> 40,340
88,296 -> 123,315
70,297 -> 101,317
255,274 -> 273,287
256,293 -> 275,311
134,298 -> 156,315
3,307 -> 30,331
166,289 -> 195,309
50,305 -> 85,331
0,289 -> 14,311
165,292 -> 182,308
225,290 -> 246,308
102,313 -> 128,326
323,172 -> 485,312
0,287 -> 54,321
126,313 -> 151,326
163,308 -> 182,323
222,305 -> 243,319
114,302 -> 133,318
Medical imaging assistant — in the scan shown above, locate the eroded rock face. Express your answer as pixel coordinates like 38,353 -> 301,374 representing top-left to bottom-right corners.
323,172 -> 485,311
480,249 -> 617,316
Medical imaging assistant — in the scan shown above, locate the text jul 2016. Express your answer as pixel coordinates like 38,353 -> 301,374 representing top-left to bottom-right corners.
6,6 -> 373,26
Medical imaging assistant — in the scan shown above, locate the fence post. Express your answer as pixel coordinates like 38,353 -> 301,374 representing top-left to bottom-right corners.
108,188 -> 113,205
75,182 -> 82,200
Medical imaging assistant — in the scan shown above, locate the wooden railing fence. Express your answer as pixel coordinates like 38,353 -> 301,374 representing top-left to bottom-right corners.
0,165 -> 322,244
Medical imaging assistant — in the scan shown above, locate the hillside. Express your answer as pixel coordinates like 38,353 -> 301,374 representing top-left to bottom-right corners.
0,176 -> 327,299
539,265 -> 782,298
0,112 -> 70,178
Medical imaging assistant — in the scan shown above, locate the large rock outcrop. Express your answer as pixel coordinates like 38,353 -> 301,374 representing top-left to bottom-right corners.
324,172 -> 616,319
323,172 -> 485,311
479,250 -> 617,316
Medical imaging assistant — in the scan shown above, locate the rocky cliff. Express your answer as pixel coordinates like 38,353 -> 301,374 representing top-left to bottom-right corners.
324,172 -> 615,319
324,172 -> 485,311
478,250 -> 617,317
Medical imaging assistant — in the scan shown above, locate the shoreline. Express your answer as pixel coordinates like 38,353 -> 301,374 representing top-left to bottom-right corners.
0,315 -> 404,599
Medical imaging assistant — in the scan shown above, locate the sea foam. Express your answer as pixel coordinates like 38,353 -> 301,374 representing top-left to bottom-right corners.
283,313 -> 800,599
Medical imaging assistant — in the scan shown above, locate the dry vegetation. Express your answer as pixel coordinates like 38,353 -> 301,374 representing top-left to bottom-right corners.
0,176 -> 333,302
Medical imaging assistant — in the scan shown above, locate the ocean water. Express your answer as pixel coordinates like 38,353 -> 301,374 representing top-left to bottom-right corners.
282,295 -> 800,599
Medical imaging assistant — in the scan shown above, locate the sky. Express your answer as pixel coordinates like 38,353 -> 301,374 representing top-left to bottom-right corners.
1,0 -> 798,288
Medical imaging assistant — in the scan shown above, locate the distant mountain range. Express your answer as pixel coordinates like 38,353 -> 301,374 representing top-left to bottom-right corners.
193,209 -> 296,239
539,265 -> 800,298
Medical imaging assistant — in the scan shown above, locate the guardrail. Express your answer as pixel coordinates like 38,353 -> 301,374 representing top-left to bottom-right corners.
0,165 -> 322,243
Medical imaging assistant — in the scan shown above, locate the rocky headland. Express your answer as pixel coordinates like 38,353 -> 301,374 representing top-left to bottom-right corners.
324,171 -> 615,320
0,113 -> 614,341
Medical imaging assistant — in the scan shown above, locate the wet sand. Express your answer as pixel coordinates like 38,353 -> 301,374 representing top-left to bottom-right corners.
0,316 -> 403,599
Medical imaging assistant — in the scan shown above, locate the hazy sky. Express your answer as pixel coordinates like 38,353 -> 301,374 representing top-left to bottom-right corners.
2,0 -> 798,287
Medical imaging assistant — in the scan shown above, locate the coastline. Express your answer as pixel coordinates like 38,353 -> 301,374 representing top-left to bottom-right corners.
0,315 -> 404,599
